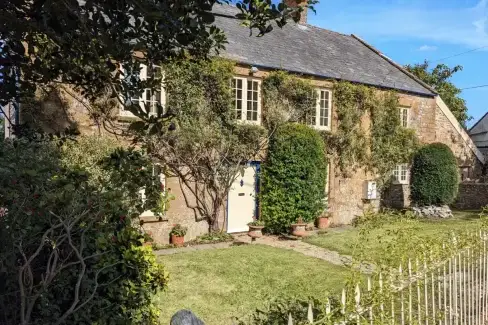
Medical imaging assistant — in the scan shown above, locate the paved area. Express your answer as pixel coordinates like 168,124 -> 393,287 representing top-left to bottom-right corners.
154,229 -> 373,272
233,233 -> 353,266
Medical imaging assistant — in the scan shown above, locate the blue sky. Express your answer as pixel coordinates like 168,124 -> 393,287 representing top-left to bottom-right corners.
307,0 -> 488,127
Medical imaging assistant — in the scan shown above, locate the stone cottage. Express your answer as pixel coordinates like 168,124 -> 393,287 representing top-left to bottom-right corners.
5,3 -> 485,243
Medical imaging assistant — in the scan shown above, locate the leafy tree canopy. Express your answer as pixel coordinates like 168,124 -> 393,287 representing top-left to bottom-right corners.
405,61 -> 470,126
0,0 -> 316,121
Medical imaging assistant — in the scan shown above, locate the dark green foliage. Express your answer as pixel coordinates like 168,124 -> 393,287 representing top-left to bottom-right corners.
260,123 -> 327,233
410,143 -> 459,206
1,0 -> 317,121
0,138 -> 168,325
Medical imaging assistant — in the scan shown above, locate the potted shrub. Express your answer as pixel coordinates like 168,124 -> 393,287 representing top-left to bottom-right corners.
316,212 -> 331,229
170,224 -> 187,247
291,217 -> 308,237
248,219 -> 265,240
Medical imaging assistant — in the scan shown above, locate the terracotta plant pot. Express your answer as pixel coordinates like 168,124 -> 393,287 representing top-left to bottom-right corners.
248,225 -> 265,239
291,223 -> 308,237
317,217 -> 330,229
171,234 -> 185,247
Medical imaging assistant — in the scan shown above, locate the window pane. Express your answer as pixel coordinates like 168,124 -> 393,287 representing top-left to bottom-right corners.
245,80 -> 259,121
155,90 -> 161,104
232,78 -> 244,120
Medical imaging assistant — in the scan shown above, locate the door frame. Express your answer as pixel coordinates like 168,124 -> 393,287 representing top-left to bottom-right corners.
226,161 -> 261,233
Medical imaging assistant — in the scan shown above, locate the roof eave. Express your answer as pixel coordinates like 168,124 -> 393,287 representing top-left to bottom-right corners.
232,60 -> 436,98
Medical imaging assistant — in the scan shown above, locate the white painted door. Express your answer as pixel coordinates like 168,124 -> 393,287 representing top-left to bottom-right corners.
227,164 -> 258,233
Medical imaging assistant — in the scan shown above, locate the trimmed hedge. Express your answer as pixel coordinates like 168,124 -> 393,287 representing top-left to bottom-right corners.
410,143 -> 459,206
260,123 -> 327,233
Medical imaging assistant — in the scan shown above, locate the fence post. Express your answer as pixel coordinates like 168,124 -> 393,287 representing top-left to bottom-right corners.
288,313 -> 293,325
408,259 -> 413,325
355,284 -> 361,325
307,302 -> 313,324
368,276 -> 373,325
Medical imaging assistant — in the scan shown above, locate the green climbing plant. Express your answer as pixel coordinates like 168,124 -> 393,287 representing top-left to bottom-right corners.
325,81 -> 418,187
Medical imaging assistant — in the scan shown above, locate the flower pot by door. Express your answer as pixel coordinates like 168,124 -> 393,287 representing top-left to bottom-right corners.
248,225 -> 264,239
291,223 -> 307,237
317,217 -> 330,229
171,235 -> 184,247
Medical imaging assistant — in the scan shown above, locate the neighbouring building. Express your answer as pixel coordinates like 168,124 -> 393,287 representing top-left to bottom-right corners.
469,113 -> 488,156
5,4 -> 485,243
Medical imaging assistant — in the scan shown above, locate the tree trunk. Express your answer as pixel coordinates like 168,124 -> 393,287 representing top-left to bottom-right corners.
209,197 -> 222,232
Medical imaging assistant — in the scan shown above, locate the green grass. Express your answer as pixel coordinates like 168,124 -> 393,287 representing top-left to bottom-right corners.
304,210 -> 482,258
156,245 -> 348,325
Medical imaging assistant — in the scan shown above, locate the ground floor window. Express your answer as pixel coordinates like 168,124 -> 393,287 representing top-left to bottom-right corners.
393,164 -> 409,184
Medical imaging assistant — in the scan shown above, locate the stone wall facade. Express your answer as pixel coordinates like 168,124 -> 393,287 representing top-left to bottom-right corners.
22,64 -> 484,242
453,183 -> 488,210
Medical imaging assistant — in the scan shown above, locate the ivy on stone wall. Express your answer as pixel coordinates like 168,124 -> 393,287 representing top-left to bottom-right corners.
327,81 -> 418,187
370,92 -> 419,186
262,71 -> 317,130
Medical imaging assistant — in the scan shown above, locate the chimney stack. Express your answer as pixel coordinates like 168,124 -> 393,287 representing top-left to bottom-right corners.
284,0 -> 308,24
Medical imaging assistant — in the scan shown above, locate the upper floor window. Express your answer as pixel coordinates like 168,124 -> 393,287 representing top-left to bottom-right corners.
122,64 -> 165,117
393,164 -> 409,184
310,89 -> 331,130
232,77 -> 261,123
399,107 -> 409,127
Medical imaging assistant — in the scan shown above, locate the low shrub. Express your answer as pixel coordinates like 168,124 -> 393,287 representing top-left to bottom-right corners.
170,224 -> 188,237
260,123 -> 327,233
410,143 -> 459,206
192,231 -> 234,244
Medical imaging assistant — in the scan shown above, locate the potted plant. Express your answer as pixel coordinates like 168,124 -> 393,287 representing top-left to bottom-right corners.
170,224 -> 187,247
248,219 -> 265,240
291,217 -> 308,237
316,212 -> 331,229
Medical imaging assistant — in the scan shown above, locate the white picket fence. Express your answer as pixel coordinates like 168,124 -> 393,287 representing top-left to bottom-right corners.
290,232 -> 488,325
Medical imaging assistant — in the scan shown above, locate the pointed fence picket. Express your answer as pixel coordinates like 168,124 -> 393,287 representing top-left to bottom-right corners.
286,232 -> 488,325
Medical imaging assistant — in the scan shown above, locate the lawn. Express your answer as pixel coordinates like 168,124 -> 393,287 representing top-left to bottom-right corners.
304,210 -> 483,259
156,244 -> 348,325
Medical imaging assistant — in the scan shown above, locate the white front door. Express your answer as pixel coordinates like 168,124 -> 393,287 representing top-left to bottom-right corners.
227,164 -> 259,233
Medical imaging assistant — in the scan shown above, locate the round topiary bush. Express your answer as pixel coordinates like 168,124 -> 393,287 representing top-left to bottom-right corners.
260,123 -> 327,233
410,142 -> 459,206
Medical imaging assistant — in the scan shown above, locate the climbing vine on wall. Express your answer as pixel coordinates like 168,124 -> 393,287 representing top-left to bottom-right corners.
370,91 -> 419,186
262,71 -> 317,130
327,81 -> 418,186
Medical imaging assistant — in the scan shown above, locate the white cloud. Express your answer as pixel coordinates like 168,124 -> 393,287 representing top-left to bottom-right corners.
418,45 -> 438,51
312,0 -> 488,49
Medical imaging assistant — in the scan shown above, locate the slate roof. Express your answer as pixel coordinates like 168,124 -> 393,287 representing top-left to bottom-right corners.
213,5 -> 435,97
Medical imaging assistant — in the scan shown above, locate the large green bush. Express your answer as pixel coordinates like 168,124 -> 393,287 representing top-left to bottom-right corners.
260,123 -> 327,233
410,142 -> 459,206
0,137 -> 167,325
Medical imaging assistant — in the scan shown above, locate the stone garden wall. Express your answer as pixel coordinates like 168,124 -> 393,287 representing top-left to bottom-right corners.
453,183 -> 488,210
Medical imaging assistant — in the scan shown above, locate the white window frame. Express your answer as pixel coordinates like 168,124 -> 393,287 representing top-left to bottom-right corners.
393,164 -> 409,184
399,107 -> 409,128
232,77 -> 261,124
120,64 -> 166,117
310,89 -> 332,131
